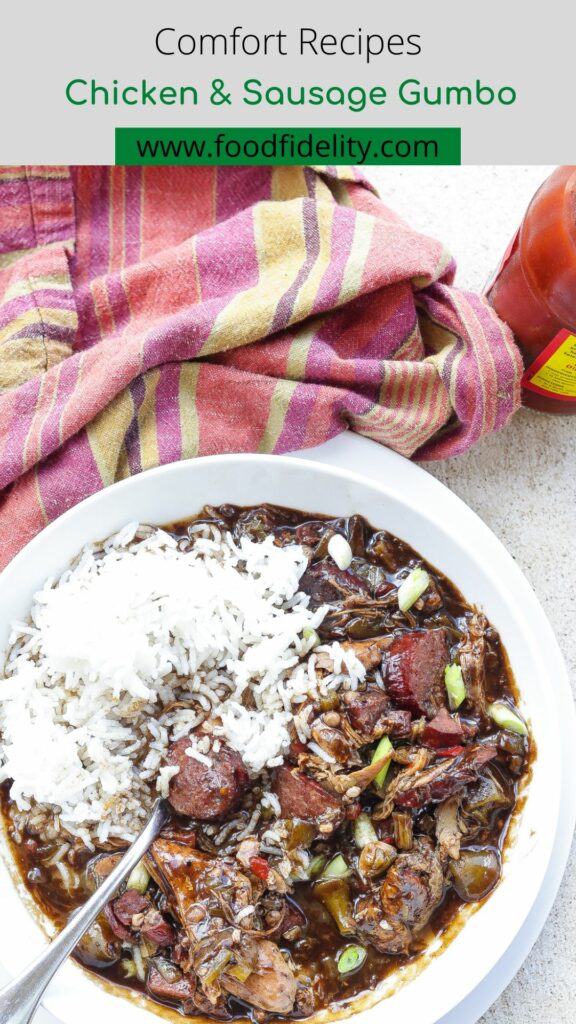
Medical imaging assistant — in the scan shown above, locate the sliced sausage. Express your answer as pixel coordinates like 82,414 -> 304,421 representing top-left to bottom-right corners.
147,963 -> 196,1008
106,890 -> 175,947
273,765 -> 342,820
421,708 -> 468,748
383,630 -> 449,718
112,890 -> 150,926
103,903 -> 133,942
140,907 -> 175,947
166,737 -> 249,820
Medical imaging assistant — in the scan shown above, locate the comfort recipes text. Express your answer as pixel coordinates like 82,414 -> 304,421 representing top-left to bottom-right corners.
64,23 -> 517,111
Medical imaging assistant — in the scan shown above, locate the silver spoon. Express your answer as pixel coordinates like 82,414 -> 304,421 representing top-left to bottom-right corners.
0,798 -> 171,1024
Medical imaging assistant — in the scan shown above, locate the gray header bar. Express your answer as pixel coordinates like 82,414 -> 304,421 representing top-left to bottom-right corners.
1,0 -> 572,164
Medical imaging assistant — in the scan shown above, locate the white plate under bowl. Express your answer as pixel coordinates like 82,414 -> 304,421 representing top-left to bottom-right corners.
0,450 -> 567,1024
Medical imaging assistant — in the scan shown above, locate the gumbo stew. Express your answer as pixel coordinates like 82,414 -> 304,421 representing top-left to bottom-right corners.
1,504 -> 531,1021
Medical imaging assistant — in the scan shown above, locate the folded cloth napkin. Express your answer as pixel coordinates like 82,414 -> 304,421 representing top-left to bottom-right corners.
0,165 -> 522,566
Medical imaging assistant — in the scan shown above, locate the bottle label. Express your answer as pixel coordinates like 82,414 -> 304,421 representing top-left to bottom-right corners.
522,329 -> 576,400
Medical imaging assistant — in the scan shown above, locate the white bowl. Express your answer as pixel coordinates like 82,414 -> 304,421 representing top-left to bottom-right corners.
0,453 -> 565,1024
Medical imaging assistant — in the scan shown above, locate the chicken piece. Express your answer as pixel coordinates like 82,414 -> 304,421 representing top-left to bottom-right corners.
221,935 -> 297,1014
380,837 -> 444,934
355,836 -> 446,952
146,839 -> 297,1014
85,852 -> 122,891
236,836 -> 260,872
344,636 -> 394,670
435,796 -> 464,860
459,613 -> 490,722
296,750 -> 394,797
147,841 -> 252,939
310,720 -> 362,765
393,744 -> 498,810
461,767 -> 513,826
392,810 -> 414,850
373,746 -> 432,820
309,716 -> 358,765
344,687 -> 412,740
319,598 -> 397,642
298,561 -> 370,607
354,893 -> 412,955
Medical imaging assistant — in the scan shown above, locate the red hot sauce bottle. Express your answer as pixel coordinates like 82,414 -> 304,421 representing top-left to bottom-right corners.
487,166 -> 576,413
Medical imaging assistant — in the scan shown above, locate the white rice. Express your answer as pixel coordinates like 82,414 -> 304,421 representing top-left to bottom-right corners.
0,523 -> 365,847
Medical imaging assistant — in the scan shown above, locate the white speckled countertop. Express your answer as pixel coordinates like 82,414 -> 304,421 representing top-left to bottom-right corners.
369,165 -> 575,1023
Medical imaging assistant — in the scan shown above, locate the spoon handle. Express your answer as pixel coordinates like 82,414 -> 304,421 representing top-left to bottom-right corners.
0,799 -> 170,1024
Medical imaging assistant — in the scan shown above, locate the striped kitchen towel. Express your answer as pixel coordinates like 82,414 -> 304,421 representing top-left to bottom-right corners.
0,165 -> 522,566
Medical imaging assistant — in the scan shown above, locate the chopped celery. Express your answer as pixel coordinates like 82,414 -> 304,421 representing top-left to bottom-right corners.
488,702 -> 528,736
444,663 -> 466,710
353,812 -> 378,850
397,567 -> 430,612
371,735 -> 393,788
337,945 -> 367,974
226,963 -> 252,983
203,949 -> 232,987
314,878 -> 355,935
328,534 -> 353,570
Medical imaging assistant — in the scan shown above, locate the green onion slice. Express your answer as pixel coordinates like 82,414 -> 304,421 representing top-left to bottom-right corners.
444,663 -> 466,710
308,854 -> 327,878
337,945 -> 367,974
302,626 -> 320,648
321,854 -> 349,879
121,958 -> 137,979
371,735 -> 393,789
126,861 -> 150,894
488,702 -> 528,736
328,534 -> 353,570
397,567 -> 430,613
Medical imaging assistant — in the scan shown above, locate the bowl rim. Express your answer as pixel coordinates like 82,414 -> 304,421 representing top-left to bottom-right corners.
0,449 -> 570,1024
